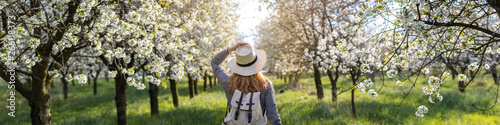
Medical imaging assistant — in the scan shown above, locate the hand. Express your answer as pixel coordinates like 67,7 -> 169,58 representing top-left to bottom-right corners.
227,42 -> 250,53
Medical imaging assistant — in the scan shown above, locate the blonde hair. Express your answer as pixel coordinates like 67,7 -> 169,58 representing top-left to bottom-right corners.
229,72 -> 269,94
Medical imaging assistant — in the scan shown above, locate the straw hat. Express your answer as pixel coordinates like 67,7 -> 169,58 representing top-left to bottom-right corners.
227,45 -> 267,76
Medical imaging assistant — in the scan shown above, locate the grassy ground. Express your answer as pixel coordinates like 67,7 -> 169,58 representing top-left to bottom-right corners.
1,73 -> 499,125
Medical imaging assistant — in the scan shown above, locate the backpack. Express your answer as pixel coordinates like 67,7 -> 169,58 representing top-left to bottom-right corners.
222,89 -> 267,125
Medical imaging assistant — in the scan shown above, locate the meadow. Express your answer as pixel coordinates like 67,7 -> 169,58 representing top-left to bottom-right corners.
1,73 -> 499,125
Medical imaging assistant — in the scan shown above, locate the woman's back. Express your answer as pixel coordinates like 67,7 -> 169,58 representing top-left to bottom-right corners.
211,42 -> 282,125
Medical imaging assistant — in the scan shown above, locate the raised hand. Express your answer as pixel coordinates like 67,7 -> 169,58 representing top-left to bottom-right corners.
227,42 -> 251,53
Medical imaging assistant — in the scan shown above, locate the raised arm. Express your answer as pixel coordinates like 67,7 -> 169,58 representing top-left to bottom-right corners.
211,49 -> 231,95
211,42 -> 251,100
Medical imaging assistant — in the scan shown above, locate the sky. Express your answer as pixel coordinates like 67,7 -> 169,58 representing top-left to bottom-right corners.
234,0 -> 271,44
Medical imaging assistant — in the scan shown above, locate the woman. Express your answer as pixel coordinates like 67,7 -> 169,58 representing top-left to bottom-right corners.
211,42 -> 282,125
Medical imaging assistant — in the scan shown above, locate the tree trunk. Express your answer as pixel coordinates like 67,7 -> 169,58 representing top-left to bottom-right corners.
283,74 -> 287,83
288,74 -> 292,85
209,75 -> 213,88
29,100 -> 51,125
114,75 -> 128,125
187,73 -> 194,98
203,73 -> 207,91
370,72 -> 376,83
194,78 -> 199,95
93,77 -> 98,95
149,81 -> 159,115
30,63 -> 52,125
351,84 -> 356,118
459,67 -> 467,92
458,81 -> 466,92
71,73 -> 75,86
61,77 -> 68,100
142,73 -> 146,86
313,65 -> 324,99
450,67 -> 458,80
169,78 -> 179,107
214,76 -> 217,85
442,58 -> 459,80
50,81 -> 54,88
26,77 -> 32,90
492,64 -> 499,85
290,74 -> 300,89
487,0 -> 500,18
327,70 -> 338,102
350,72 -> 357,118
87,75 -> 91,85
287,74 -> 292,84
106,71 -> 109,82
93,69 -> 101,95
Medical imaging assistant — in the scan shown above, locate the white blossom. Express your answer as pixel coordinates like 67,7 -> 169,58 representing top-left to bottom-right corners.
417,105 -> 428,114
442,72 -> 450,78
428,76 -> 442,87
368,89 -> 378,99
386,70 -> 397,78
360,64 -> 371,73
109,71 -> 117,78
356,82 -> 366,94
396,80 -> 403,86
458,74 -> 467,81
415,112 -> 424,117
76,74 -> 88,84
421,68 -> 429,75
467,62 -> 479,71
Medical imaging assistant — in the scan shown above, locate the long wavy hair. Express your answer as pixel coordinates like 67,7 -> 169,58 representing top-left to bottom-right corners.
229,72 -> 269,94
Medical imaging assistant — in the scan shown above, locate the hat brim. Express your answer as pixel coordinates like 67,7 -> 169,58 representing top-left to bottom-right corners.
228,50 -> 266,76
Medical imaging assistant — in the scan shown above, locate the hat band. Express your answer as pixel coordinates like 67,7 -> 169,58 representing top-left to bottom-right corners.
237,56 -> 258,67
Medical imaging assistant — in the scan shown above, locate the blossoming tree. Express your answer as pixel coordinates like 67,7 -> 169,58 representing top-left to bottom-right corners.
1,0 -> 238,125
358,0 -> 500,117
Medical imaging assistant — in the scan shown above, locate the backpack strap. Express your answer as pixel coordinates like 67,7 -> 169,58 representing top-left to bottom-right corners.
234,92 -> 245,120
223,103 -> 229,125
262,89 -> 267,117
246,92 -> 255,123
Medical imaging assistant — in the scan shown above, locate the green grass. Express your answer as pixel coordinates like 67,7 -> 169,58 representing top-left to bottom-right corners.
1,73 -> 499,125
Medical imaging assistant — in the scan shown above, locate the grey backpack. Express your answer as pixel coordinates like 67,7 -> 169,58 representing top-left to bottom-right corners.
222,89 -> 267,125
